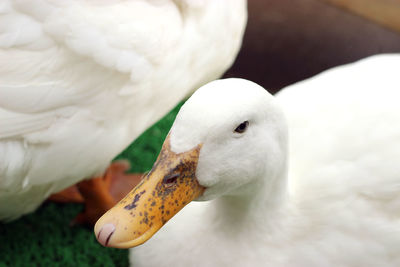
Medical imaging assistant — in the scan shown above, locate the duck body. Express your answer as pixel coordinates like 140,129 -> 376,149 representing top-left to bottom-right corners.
0,0 -> 246,220
126,54 -> 400,267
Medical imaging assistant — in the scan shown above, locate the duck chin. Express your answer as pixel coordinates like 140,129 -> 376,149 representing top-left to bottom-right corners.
196,178 -> 260,201
195,183 -> 232,201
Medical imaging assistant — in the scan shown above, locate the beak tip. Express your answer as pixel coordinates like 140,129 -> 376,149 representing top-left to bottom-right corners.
96,223 -> 116,247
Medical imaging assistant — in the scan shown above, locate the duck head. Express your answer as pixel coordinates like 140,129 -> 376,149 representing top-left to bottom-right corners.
94,78 -> 288,248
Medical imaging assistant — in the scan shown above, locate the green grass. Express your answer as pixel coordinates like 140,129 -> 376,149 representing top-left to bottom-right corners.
0,102 -> 183,267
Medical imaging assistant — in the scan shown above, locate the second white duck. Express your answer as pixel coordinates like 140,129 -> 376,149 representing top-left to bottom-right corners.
0,0 -> 246,221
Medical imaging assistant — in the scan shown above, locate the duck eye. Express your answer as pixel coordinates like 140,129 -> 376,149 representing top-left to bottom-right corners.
234,121 -> 249,134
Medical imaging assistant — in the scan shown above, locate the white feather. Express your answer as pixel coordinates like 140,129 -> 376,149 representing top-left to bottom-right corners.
0,0 -> 247,220
129,54 -> 400,267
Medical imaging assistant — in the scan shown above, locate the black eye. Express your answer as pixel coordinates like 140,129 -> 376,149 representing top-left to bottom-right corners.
234,121 -> 249,133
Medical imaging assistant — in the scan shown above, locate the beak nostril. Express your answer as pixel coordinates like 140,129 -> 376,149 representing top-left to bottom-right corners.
163,173 -> 179,187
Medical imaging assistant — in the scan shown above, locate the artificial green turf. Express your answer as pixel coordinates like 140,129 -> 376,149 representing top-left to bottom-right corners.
0,102 -> 183,267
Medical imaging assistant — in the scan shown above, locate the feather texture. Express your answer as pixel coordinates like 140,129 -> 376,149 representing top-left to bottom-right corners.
0,0 -> 247,220
129,55 -> 400,266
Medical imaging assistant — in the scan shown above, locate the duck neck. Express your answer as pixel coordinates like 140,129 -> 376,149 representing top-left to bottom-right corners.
214,166 -> 290,229
213,122 -> 291,230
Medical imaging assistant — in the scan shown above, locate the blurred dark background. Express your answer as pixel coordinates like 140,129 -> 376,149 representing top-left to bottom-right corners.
225,0 -> 400,93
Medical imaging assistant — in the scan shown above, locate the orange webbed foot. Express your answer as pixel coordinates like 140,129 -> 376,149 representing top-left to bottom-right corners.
48,160 -> 144,226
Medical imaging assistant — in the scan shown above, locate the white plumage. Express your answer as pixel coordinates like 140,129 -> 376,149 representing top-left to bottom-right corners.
0,0 -> 247,220
129,54 -> 400,267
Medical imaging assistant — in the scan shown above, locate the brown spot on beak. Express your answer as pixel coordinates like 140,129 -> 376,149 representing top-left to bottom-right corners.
94,135 -> 204,248
124,190 -> 146,210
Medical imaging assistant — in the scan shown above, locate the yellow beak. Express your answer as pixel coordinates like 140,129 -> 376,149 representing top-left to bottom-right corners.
94,135 -> 204,248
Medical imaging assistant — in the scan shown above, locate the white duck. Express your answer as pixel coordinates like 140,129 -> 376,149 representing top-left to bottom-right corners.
0,0 -> 247,222
95,54 -> 400,267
